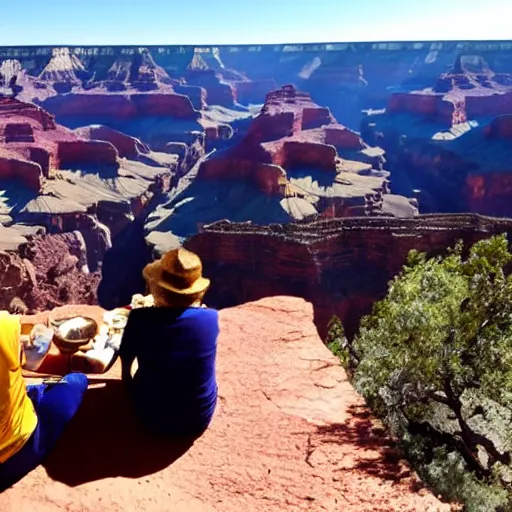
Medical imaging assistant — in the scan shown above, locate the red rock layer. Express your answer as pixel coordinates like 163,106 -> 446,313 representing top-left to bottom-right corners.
186,214 -> 512,339
0,98 -> 145,190
73,125 -> 150,159
388,62 -> 512,127
197,85 -> 372,199
0,98 -> 79,190
40,92 -> 198,120
465,173 -> 512,217
57,140 -> 119,168
0,97 -> 56,130
0,156 -> 43,190
465,91 -> 512,118
388,92 -> 466,125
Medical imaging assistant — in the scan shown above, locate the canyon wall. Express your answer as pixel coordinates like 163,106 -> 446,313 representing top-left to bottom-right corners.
2,41 -> 512,328
186,214 -> 512,338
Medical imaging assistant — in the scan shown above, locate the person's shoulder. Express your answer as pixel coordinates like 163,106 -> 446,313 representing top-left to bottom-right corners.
193,306 -> 218,317
186,307 -> 219,323
126,307 -> 157,325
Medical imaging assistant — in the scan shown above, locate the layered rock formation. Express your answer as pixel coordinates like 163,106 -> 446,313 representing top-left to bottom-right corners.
1,42 -> 511,127
1,296 -> 449,512
362,54 -> 512,215
0,230 -> 100,313
186,214 -> 512,339
145,85 -> 417,256
387,54 -> 512,126
0,98 -> 181,310
41,92 -> 198,121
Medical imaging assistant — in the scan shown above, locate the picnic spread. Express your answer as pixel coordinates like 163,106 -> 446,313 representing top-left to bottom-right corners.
22,294 -> 154,376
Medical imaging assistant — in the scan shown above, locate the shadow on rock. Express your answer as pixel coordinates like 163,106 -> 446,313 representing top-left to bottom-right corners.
43,380 -> 197,486
313,404 -> 423,492
97,218 -> 150,310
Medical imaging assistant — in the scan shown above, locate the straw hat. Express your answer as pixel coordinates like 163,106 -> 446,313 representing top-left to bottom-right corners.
143,248 -> 210,296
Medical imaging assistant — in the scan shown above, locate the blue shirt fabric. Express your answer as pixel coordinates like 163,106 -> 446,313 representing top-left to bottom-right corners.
119,306 -> 219,437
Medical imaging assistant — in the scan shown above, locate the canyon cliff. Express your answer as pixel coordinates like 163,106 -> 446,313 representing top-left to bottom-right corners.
186,214 -> 512,339
0,97 -> 183,311
1,41 -> 512,332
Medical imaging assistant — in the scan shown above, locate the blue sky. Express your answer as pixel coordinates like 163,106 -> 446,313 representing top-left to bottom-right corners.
1,0 -> 510,46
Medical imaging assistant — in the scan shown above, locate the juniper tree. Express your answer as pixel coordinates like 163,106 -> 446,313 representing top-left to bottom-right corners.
352,234 -> 512,478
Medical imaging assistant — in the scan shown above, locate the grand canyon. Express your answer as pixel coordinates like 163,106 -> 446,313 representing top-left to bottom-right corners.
2,41 -> 512,335
3,40 -> 512,511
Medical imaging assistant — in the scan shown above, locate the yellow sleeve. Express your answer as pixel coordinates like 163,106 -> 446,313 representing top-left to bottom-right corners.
0,312 -> 22,370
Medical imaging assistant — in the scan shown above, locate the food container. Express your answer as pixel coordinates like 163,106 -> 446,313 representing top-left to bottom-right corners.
50,315 -> 99,354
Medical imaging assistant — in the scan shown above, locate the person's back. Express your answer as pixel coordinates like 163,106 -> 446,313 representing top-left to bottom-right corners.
0,312 -> 38,464
0,312 -> 88,491
119,247 -> 219,437
120,305 -> 219,436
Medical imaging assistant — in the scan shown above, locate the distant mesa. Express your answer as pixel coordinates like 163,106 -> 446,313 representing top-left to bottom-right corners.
386,54 -> 512,126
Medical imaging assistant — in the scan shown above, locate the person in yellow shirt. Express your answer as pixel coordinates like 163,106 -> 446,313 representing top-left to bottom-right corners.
0,311 -> 88,491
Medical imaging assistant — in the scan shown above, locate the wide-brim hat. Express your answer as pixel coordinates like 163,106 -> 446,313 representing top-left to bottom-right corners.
143,247 -> 210,296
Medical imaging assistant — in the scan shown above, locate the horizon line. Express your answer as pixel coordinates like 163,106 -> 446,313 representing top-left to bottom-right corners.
1,38 -> 512,49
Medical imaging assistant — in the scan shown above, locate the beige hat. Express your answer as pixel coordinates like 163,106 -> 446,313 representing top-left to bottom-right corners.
143,247 -> 210,296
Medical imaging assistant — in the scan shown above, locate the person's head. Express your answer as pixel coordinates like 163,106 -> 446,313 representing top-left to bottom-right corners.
142,247 -> 210,308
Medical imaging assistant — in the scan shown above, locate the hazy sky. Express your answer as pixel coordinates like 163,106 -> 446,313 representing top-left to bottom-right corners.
1,0 -> 510,46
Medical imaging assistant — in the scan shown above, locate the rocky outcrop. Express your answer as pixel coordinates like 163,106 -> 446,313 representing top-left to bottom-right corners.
1,296 -> 450,511
0,230 -> 100,312
57,139 -> 119,168
186,214 -> 512,339
0,97 -> 56,129
197,86 -> 404,209
246,85 -> 336,143
363,54 -> 512,215
0,155 -> 43,190
145,85 -> 417,256
73,125 -> 150,159
40,92 -> 198,121
386,55 -> 512,127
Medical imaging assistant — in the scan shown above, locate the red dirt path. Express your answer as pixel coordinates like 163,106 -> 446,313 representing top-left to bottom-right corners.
0,297 -> 452,511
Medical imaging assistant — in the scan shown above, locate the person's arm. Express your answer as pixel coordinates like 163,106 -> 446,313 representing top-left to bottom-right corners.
0,312 -> 22,369
119,313 -> 139,388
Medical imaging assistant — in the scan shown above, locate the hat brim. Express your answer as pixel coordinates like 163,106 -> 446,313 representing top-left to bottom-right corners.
143,261 -> 210,296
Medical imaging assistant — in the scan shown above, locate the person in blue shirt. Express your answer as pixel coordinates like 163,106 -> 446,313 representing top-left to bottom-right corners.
119,247 -> 219,438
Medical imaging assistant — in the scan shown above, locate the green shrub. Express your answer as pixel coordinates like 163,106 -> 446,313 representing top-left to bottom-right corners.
328,235 -> 512,510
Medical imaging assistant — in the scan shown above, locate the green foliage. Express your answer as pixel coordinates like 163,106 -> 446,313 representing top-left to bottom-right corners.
420,446 -> 510,512
326,316 -> 350,368
354,234 -> 512,414
337,234 -> 512,510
